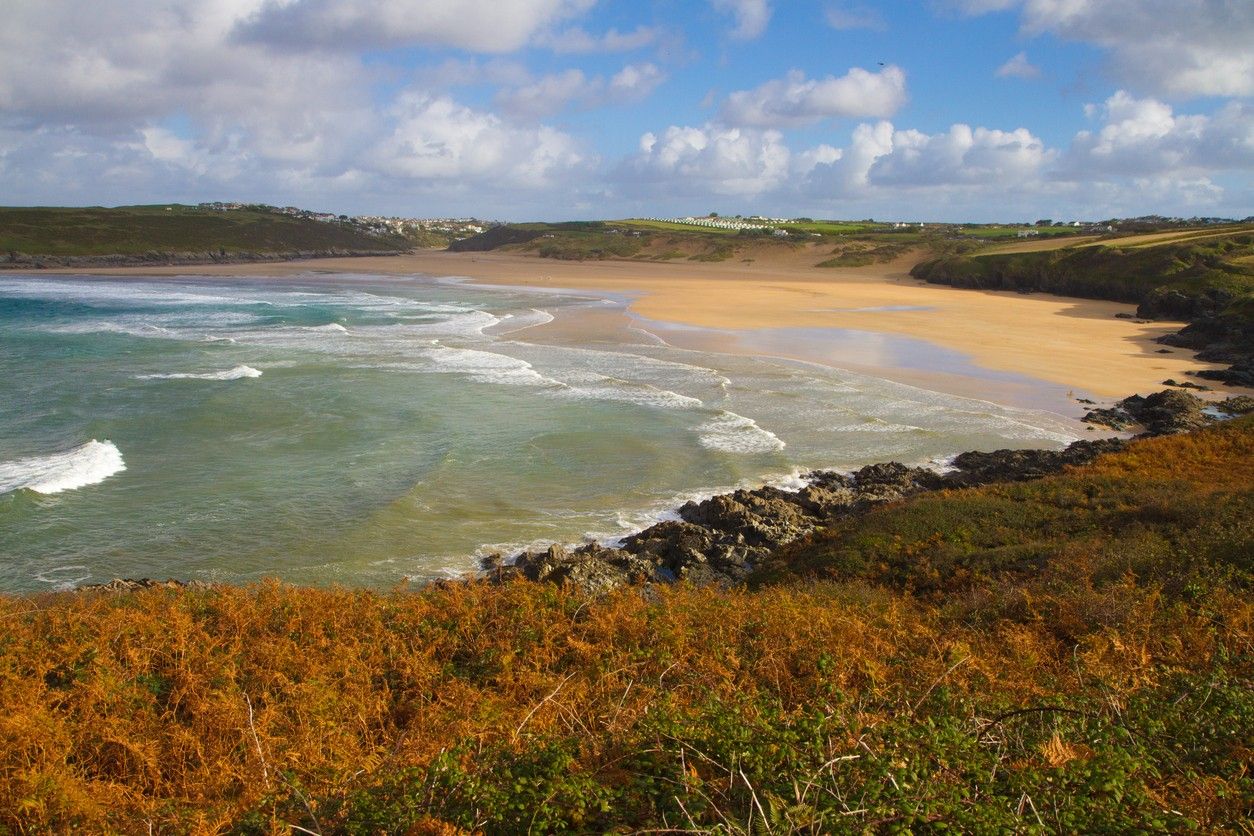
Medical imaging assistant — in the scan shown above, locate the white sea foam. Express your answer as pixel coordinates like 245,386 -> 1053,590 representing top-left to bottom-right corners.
0,278 -> 271,308
697,411 -> 786,454
45,320 -> 179,339
138,364 -> 263,381
34,565 -> 92,591
310,322 -> 349,333
556,375 -> 705,410
420,345 -> 560,387
0,440 -> 125,495
488,308 -> 556,335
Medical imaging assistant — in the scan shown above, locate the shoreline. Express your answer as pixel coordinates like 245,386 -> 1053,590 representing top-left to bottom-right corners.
33,246 -> 1247,401
76,390 -> 1250,595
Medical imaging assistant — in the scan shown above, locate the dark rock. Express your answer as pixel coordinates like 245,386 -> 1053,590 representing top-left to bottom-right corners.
1114,312 -> 1136,319
791,483 -> 856,515
1083,389 -> 1212,436
945,439 -> 1125,487
678,489 -> 815,547
1082,406 -> 1136,431
78,578 -> 211,593
1156,348 -> 1173,354
851,462 -> 946,501
622,520 -> 715,567
1195,359 -> 1254,388
802,470 -> 855,491
1162,378 -> 1209,391
1215,396 -> 1254,416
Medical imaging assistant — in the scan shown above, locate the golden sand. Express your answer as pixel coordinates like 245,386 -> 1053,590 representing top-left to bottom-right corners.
48,244 -> 1243,400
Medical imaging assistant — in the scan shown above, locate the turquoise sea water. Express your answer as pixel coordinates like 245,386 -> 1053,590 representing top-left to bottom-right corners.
0,272 -> 1083,593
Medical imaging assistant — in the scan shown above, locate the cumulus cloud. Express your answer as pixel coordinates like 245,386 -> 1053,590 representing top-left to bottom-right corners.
721,67 -> 907,128
628,124 -> 790,195
495,63 -> 666,119
963,0 -> 1254,98
868,124 -> 1053,186
711,0 -> 772,41
0,0 -> 601,214
996,52 -> 1041,79
234,0 -> 597,53
372,94 -> 585,187
1062,91 -> 1254,177
801,121 -> 895,196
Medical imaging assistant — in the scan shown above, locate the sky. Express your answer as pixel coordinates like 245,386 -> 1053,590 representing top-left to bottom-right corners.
0,0 -> 1251,222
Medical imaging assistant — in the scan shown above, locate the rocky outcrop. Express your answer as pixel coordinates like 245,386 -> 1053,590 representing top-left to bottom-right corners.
1083,389 -> 1220,435
492,434 -> 1146,594
945,439 -> 1126,486
77,578 -> 212,593
1157,314 -> 1254,388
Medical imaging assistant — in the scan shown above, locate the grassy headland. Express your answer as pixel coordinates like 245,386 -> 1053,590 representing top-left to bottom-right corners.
912,226 -> 1254,386
3,418 -> 1250,832
0,204 -> 410,267
448,218 -> 1012,266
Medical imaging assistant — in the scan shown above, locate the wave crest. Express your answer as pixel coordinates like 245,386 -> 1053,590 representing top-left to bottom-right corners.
137,365 -> 263,381
0,440 -> 126,495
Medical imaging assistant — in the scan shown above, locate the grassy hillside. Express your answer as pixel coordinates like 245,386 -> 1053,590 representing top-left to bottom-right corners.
448,219 -> 978,265
0,205 -> 409,259
2,419 -> 1250,832
911,227 -> 1254,385
910,227 -> 1254,318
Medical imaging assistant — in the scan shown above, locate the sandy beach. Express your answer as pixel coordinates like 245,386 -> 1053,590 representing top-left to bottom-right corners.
44,244 -> 1242,402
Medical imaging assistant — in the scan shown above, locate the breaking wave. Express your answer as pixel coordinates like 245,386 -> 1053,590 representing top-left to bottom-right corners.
0,440 -> 125,495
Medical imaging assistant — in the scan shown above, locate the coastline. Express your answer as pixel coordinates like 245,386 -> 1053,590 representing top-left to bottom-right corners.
37,245 -> 1246,401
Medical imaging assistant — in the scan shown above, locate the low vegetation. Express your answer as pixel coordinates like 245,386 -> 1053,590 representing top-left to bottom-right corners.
0,205 -> 409,260
911,227 -> 1254,317
2,419 -> 1251,833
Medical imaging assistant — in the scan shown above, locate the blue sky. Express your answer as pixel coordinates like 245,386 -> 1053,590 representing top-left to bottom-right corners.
0,0 -> 1250,221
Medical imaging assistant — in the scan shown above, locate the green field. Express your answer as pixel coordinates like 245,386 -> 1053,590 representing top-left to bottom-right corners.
912,226 -> 1254,313
614,218 -> 741,236
955,224 -> 1087,239
0,204 -> 408,257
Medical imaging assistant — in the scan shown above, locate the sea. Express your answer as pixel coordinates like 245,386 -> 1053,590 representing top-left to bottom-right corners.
0,272 -> 1084,593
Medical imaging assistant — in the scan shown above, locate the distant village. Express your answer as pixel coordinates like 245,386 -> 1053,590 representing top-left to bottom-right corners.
199,203 -> 1246,246
198,202 -> 487,244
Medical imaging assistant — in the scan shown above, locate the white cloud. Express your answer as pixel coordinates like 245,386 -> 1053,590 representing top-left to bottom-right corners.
995,51 -> 1041,79
963,0 -> 1254,98
496,69 -> 594,119
495,63 -> 666,119
536,25 -> 660,53
1062,91 -> 1254,177
373,94 -> 586,188
609,64 -> 667,100
234,0 -> 597,53
711,0 -> 773,41
629,124 -> 790,195
869,124 -> 1053,186
721,67 -> 907,127
824,4 -> 887,31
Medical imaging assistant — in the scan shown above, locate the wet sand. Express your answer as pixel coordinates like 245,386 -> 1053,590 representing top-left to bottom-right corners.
44,246 -> 1243,402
